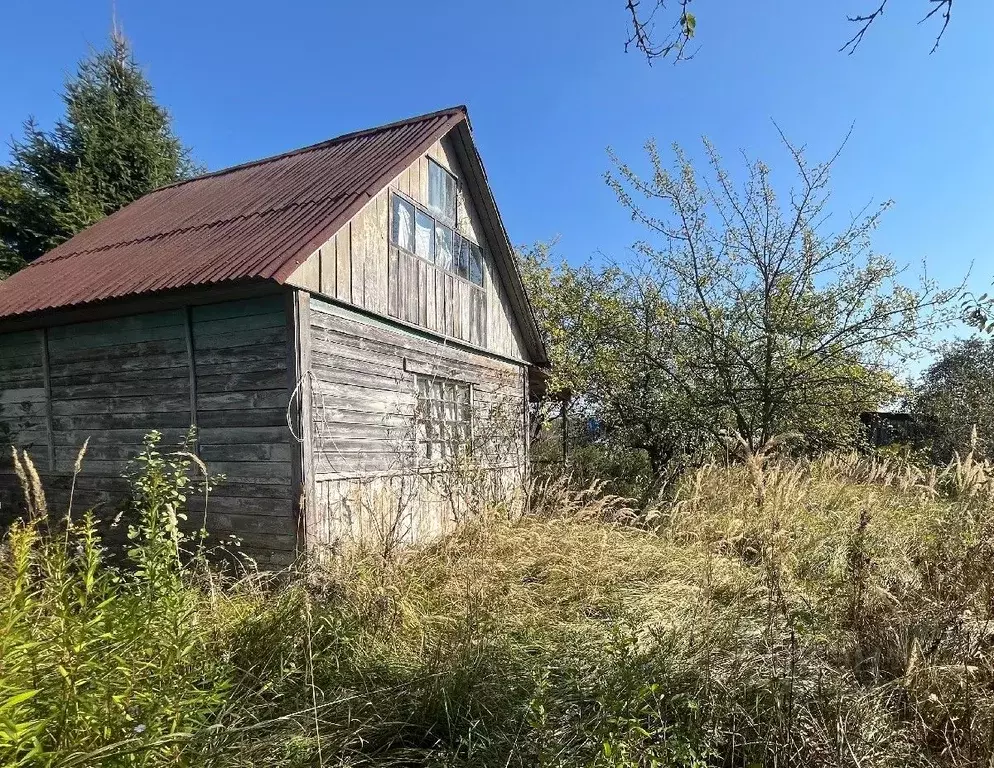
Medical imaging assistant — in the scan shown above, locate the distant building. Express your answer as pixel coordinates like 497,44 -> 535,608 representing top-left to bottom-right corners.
860,411 -> 918,448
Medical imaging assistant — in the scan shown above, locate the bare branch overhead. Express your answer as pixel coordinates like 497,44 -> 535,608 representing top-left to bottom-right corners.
623,1 -> 956,63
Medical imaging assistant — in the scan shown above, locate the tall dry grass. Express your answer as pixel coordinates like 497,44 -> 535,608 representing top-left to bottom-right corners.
2,435 -> 994,766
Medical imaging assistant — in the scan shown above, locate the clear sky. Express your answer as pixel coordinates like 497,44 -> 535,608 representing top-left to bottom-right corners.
2,0 -> 992,313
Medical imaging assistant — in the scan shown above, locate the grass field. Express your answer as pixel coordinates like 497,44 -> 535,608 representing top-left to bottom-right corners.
2,443 -> 993,766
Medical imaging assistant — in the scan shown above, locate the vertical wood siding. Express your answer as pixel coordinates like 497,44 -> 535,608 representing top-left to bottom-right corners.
287,132 -> 529,362
0,295 -> 296,566
305,296 -> 527,552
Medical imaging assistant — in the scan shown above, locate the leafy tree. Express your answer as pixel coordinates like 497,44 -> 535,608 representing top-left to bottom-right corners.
607,133 -> 957,451
624,0 -> 955,63
910,338 -> 994,462
0,33 -> 197,268
962,291 -> 994,334
521,245 -> 700,485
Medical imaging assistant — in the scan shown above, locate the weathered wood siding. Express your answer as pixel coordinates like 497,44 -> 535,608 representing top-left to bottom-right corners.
287,131 -> 529,361
190,296 -> 296,564
0,330 -> 49,523
305,296 -> 527,552
0,294 -> 296,566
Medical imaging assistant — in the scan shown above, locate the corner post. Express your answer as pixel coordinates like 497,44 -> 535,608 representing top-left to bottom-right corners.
286,289 -> 313,558
183,306 -> 199,453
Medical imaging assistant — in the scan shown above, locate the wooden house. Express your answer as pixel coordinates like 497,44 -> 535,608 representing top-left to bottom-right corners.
0,107 -> 548,566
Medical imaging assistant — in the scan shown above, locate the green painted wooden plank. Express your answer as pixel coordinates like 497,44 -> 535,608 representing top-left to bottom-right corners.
194,426 -> 291,445
197,409 -> 288,428
48,324 -> 186,354
48,367 -> 190,387
191,311 -> 286,336
52,411 -> 195,431
50,393 -> 190,417
51,379 -> 191,399
193,358 -> 287,377
46,309 -> 186,341
190,295 -> 285,323
196,370 -> 288,394
198,443 -> 293,462
196,389 -> 289,412
51,428 -> 188,448
192,327 -> 286,352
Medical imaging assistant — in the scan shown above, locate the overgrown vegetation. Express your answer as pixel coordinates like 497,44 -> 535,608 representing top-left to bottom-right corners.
3,431 -> 994,766
522,134 -> 957,494
1,15 -> 989,768
909,337 -> 994,463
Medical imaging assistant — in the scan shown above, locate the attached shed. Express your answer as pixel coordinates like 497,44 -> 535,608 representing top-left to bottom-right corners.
0,106 -> 548,566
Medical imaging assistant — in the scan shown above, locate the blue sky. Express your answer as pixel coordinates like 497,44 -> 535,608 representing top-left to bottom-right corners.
2,0 -> 993,308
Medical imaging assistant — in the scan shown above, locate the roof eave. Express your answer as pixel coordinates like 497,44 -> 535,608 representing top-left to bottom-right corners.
447,121 -> 549,367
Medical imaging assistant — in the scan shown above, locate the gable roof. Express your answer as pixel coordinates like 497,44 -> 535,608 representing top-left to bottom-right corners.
0,106 -> 547,364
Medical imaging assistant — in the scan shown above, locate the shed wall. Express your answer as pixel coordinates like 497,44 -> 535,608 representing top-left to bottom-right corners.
305,295 -> 527,552
0,294 -> 296,566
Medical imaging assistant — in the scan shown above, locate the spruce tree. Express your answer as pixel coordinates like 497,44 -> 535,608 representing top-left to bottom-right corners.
0,33 -> 197,271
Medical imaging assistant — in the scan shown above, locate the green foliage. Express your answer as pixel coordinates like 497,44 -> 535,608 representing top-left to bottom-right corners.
606,136 -> 954,453
0,440 -> 228,767
4,435 -> 994,765
0,34 -> 197,268
909,337 -> 994,462
522,134 -> 957,494
520,244 -> 703,489
520,133 -> 954,491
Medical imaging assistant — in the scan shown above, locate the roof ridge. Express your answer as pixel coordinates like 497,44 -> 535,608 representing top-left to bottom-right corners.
153,105 -> 468,194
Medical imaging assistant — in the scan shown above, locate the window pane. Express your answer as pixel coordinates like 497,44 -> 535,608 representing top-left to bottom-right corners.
468,243 -> 484,286
391,195 -> 415,252
456,237 -> 470,280
416,375 -> 472,462
433,392 -> 445,424
428,160 -> 457,224
435,223 -> 454,270
415,210 -> 435,262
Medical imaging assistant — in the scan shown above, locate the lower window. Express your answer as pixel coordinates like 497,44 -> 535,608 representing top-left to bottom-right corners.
416,376 -> 473,460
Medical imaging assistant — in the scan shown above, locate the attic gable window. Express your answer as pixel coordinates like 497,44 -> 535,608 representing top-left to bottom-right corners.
428,159 -> 457,225
390,192 -> 484,287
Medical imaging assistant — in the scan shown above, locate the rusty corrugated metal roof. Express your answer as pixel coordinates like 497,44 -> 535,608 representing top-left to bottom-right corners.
0,106 -> 467,320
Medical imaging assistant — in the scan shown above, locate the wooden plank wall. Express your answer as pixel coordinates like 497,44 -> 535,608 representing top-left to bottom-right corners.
0,294 -> 296,566
287,132 -> 530,362
0,331 -> 48,527
426,136 -> 526,360
387,247 -> 486,347
189,296 -> 295,564
306,296 -> 526,552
